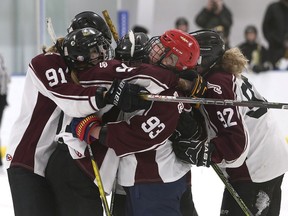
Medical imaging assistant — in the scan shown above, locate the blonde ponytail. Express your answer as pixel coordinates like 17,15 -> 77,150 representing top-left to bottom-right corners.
42,37 -> 64,54
220,47 -> 248,76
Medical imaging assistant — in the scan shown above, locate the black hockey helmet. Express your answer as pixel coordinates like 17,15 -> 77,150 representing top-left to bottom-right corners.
62,27 -> 112,70
115,31 -> 150,65
67,11 -> 112,44
190,29 -> 225,72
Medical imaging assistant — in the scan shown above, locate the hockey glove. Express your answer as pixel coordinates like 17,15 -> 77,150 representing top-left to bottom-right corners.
70,114 -> 102,144
178,70 -> 207,98
173,137 -> 214,167
169,111 -> 201,142
105,79 -> 152,112
95,87 -> 108,109
189,74 -> 207,98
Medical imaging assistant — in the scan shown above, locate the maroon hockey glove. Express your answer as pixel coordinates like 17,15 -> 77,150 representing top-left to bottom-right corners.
70,114 -> 102,144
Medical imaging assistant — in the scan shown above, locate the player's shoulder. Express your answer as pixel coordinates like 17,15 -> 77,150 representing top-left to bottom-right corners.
98,59 -> 122,68
32,52 -> 61,61
206,70 -> 236,86
31,53 -> 66,70
206,70 -> 236,99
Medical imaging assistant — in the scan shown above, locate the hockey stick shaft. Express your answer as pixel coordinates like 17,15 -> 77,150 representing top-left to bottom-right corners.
140,94 -> 288,110
211,164 -> 254,216
46,17 -> 57,44
102,10 -> 119,42
87,145 -> 111,216
101,11 -> 120,214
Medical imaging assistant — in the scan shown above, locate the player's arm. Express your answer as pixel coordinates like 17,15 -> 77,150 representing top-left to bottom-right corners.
202,80 -> 249,168
29,56 -> 150,116
172,78 -> 249,168
71,88 -> 182,156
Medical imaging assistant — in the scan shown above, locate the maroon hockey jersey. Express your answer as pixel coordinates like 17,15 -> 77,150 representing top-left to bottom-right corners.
202,70 -> 288,183
56,59 -> 191,191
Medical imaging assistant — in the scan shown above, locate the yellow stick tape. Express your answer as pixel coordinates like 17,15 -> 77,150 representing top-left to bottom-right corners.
0,146 -> 6,158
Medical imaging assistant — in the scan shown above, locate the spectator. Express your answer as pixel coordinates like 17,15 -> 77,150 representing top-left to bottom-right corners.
238,25 -> 272,73
212,25 -> 230,49
262,0 -> 288,68
275,33 -> 288,70
0,53 -> 9,166
175,17 -> 189,32
195,0 -> 233,45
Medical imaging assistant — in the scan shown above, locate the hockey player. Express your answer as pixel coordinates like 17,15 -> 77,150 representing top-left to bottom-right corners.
69,29 -> 201,216
111,30 -> 201,216
44,27 -> 180,216
5,23 -> 149,216
172,30 -> 288,216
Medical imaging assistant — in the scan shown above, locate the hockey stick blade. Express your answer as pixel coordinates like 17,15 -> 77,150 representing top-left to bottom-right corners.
140,94 -> 288,110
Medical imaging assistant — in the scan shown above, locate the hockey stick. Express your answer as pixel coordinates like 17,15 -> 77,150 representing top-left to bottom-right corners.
211,164 -> 254,216
140,94 -> 288,110
46,17 -> 57,44
87,144 -> 111,216
101,10 -> 120,215
102,10 -> 119,43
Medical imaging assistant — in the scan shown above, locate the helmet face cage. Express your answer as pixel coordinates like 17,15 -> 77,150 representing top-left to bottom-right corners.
67,11 -> 112,44
146,36 -> 171,68
115,32 -> 150,66
146,29 -> 200,71
190,30 -> 225,73
62,28 -> 113,70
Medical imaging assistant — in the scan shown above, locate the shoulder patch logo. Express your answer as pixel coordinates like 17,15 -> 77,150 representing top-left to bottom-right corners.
173,91 -> 184,113
99,62 -> 108,68
207,82 -> 222,94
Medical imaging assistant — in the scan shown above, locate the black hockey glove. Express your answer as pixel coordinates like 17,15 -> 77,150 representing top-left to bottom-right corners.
169,111 -> 201,142
105,79 -> 152,112
95,87 -> 108,109
173,137 -> 214,167
178,70 -> 207,98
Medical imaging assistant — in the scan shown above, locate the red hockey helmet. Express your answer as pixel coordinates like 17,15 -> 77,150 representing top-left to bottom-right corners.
147,29 -> 200,71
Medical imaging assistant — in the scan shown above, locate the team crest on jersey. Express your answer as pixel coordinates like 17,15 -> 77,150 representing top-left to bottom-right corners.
173,91 -> 184,113
99,62 -> 108,68
74,150 -> 83,158
6,154 -> 12,161
207,82 -> 222,94
116,63 -> 135,72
